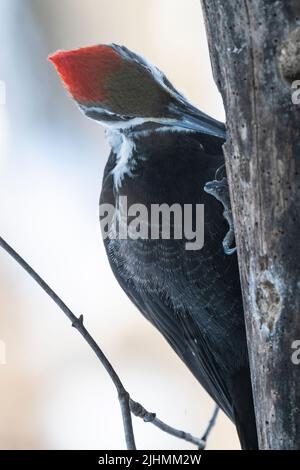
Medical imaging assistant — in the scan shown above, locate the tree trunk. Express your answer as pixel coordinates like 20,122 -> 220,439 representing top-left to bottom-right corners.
200,0 -> 300,449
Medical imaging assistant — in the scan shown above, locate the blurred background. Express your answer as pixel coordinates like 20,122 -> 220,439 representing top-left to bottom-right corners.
0,0 -> 239,450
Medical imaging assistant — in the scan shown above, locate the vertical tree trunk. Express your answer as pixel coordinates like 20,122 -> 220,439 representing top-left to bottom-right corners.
200,0 -> 300,449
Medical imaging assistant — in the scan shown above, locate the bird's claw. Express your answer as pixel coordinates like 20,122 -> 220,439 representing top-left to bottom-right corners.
204,177 -> 236,255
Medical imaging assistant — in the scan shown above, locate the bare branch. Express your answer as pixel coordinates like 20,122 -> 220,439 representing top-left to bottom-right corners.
200,404 -> 219,443
0,235 -> 218,449
130,399 -> 218,448
0,236 -> 136,450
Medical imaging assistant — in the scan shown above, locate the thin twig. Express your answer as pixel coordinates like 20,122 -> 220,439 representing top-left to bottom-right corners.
201,404 -> 219,443
0,235 -> 218,449
0,236 -> 135,450
130,399 -> 218,449
130,400 -> 203,447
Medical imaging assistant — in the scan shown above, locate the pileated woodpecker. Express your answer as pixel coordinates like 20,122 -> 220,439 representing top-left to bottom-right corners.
49,44 -> 258,449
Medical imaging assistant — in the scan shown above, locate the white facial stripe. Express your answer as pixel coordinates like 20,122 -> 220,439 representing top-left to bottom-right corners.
82,106 -> 224,137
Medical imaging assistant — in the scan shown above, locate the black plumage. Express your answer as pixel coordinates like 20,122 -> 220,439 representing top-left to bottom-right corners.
50,43 -> 258,449
101,127 -> 257,449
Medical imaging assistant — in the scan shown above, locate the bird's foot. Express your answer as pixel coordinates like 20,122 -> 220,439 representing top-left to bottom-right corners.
204,177 -> 237,255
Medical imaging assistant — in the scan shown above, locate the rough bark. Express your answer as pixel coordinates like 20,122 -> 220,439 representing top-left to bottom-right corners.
200,0 -> 300,449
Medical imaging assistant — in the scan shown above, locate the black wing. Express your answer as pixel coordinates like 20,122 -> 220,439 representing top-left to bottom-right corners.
107,261 -> 234,418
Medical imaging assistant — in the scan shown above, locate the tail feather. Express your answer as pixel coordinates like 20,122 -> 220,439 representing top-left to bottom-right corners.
230,367 -> 258,450
234,406 -> 258,450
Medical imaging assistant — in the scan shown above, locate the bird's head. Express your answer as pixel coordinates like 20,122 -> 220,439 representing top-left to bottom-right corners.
49,44 -> 226,137
49,44 -> 185,127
